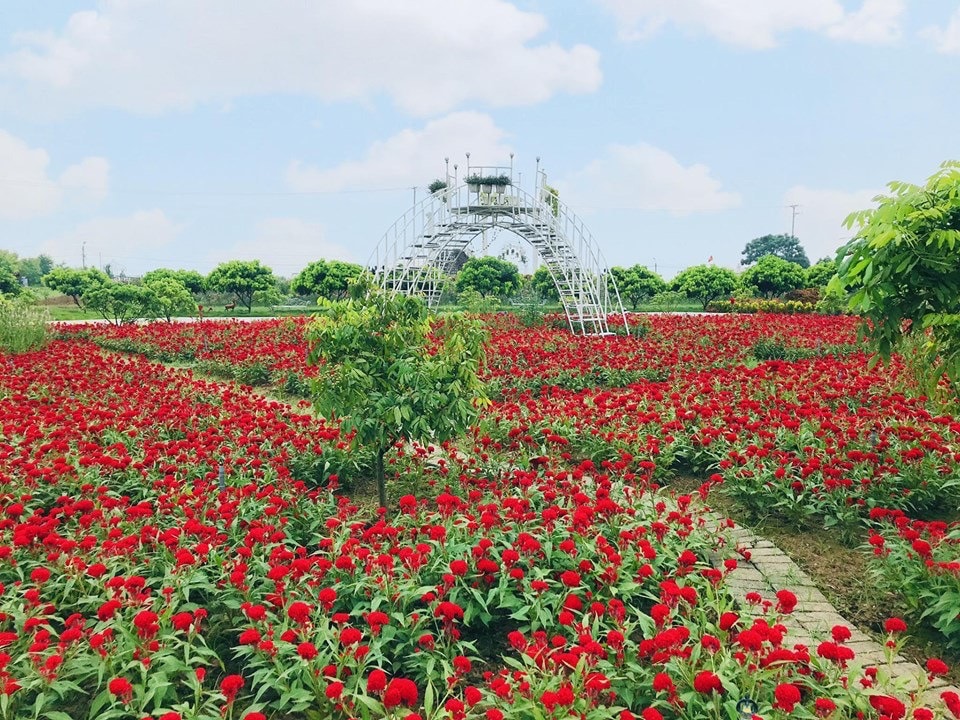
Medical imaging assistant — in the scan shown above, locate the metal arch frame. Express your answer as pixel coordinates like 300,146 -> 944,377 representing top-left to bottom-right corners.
369,165 -> 628,335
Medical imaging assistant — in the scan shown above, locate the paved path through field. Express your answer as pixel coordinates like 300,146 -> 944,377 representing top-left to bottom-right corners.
725,523 -> 959,708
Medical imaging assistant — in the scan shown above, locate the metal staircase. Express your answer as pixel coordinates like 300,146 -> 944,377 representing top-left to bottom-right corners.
369,162 -> 627,335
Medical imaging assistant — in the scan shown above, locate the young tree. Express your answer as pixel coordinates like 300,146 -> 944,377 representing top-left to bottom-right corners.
608,265 -> 666,310
42,267 -> 110,308
740,255 -> 806,298
82,282 -> 154,325
142,268 -> 207,297
206,260 -> 276,312
456,257 -> 521,298
670,264 -> 739,309
741,234 -> 810,268
290,260 -> 363,299
307,276 -> 489,509
805,258 -> 837,289
143,277 -> 197,321
530,265 -> 559,302
833,160 -> 960,389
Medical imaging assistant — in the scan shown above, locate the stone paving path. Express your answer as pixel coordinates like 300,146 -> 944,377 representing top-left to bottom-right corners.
725,523 -> 959,709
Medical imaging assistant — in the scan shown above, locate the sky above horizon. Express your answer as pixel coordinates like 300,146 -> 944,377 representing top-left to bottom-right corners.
1,1 -> 958,280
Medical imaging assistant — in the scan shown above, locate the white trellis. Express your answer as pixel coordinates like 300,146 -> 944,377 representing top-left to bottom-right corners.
369,159 -> 628,335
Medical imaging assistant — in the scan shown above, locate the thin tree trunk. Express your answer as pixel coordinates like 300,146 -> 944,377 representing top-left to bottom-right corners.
375,446 -> 387,510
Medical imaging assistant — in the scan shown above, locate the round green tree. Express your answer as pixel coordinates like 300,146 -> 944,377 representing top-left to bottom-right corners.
741,234 -> 810,268
531,265 -> 559,302
143,268 -> 207,297
805,259 -> 837,289
206,260 -> 276,312
608,265 -> 666,310
456,256 -> 521,299
740,255 -> 806,298
307,276 -> 489,509
291,260 -> 363,300
834,160 -> 960,389
143,277 -> 197,321
670,264 -> 739,310
42,267 -> 110,308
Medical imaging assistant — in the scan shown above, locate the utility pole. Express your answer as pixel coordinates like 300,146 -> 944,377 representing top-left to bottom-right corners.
81,241 -> 86,269
788,204 -> 801,239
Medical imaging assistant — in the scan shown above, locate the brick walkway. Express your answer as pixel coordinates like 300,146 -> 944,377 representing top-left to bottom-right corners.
725,523 -> 959,709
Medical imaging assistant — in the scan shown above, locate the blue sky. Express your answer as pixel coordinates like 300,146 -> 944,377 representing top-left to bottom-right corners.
1,0 -> 958,279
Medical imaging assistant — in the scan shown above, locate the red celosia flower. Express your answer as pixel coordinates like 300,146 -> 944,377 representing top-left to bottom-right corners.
297,642 -> 318,660
220,674 -> 244,705
692,671 -> 723,694
108,677 -> 133,705
884,617 -> 908,633
773,683 -> 802,712
775,589 -> 797,613
382,678 -> 418,709
287,601 -> 312,624
367,669 -> 387,694
926,658 -> 949,676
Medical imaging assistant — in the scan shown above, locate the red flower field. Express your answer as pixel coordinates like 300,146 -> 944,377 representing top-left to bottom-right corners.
0,313 -> 954,719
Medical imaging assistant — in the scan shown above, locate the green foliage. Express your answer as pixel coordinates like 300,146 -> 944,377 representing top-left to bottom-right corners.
427,179 -> 448,194
607,265 -> 666,310
742,234 -> 810,268
143,277 -> 197,321
206,260 -> 277,312
42,267 -> 110,308
0,297 -> 49,353
542,184 -> 560,216
0,253 -> 20,296
306,276 -> 489,508
670,264 -> 739,310
806,258 -> 837,289
456,288 -> 500,312
833,160 -> 960,393
290,260 -> 363,299
455,256 -> 521,299
740,254 -> 807,298
530,266 -> 559,302
142,268 -> 206,296
510,283 -> 547,328
82,282 -> 155,325
464,174 -> 511,187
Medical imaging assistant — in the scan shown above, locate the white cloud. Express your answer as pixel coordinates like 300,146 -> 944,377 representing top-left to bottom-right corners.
782,185 -> 881,262
827,0 -> 904,44
921,7 -> 960,54
0,129 -> 109,218
0,129 -> 61,219
213,218 -> 357,278
2,1 -> 601,116
597,0 -> 904,48
43,210 -> 181,274
59,156 -> 110,202
561,143 -> 741,214
287,112 -> 512,192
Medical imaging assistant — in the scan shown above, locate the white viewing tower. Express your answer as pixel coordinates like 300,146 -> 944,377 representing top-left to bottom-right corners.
369,156 -> 628,335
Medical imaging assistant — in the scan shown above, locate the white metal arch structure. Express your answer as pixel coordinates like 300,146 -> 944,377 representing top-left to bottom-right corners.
370,165 -> 628,335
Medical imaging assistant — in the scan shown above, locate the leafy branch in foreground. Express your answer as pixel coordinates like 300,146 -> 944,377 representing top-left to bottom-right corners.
833,160 -> 960,397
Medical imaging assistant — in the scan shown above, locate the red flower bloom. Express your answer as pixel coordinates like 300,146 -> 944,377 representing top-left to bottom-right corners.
773,683 -> 802,712
884,617 -> 908,633
108,677 -> 133,705
383,678 -> 418,709
220,674 -> 244,705
692,671 -> 723,694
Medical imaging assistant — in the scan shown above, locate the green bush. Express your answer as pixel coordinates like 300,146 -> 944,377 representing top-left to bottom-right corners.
0,299 -> 49,354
